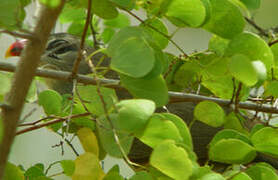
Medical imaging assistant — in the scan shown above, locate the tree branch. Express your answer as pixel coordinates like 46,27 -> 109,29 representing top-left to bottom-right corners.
71,0 -> 92,76
244,17 -> 268,37
16,113 -> 90,135
0,30 -> 36,40
1,61 -> 278,114
0,1 -> 65,178
269,39 -> 278,46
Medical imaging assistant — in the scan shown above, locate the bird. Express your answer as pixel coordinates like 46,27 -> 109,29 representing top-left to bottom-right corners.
6,33 -> 278,169
5,33 -> 215,163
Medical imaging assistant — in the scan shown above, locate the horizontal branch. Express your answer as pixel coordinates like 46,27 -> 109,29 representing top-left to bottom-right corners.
0,30 -> 36,40
0,61 -> 278,114
16,112 -> 90,135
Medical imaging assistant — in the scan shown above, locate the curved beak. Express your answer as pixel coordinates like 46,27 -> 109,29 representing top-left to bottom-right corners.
5,46 -> 13,58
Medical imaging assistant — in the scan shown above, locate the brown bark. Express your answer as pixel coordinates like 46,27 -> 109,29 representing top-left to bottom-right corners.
0,2 -> 65,178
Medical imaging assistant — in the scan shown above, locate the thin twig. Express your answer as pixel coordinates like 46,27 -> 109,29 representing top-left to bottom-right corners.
269,39 -> 278,46
64,137 -> 79,156
18,115 -> 57,127
16,112 -> 90,135
0,30 -> 36,40
125,10 -> 188,57
71,0 -> 92,76
45,161 -> 60,175
65,79 -> 76,136
52,141 -> 64,155
87,55 -> 145,169
57,132 -> 79,156
20,107 -> 37,122
48,172 -> 64,178
90,14 -> 100,49
244,17 -> 268,37
235,83 -> 242,112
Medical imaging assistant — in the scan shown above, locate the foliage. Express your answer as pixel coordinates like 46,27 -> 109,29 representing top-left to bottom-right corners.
1,0 -> 278,179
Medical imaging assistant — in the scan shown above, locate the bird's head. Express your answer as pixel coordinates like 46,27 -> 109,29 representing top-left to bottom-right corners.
5,39 -> 27,58
4,33 -> 91,72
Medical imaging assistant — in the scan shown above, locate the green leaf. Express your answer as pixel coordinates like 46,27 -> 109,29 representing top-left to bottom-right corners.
245,163 -> 278,180
138,114 -> 183,148
104,13 -> 130,28
76,85 -> 117,116
165,0 -> 206,27
0,0 -> 23,30
209,139 -> 256,164
224,112 -> 249,134
0,73 -> 11,101
72,152 -> 104,180
271,43 -> 278,66
39,0 -> 61,7
194,101 -> 225,127
59,6 -> 85,23
120,74 -> 169,107
3,162 -> 24,180
209,129 -> 252,148
231,172 -> 252,180
142,50 -> 167,79
101,28 -> 115,43
97,114 -> 134,157
150,140 -> 193,180
72,102 -> 95,131
240,0 -> 260,9
141,18 -> 169,49
160,113 -> 193,149
92,0 -> 118,19
173,61 -> 201,89
203,0 -> 245,39
201,55 -> 229,77
108,26 -> 156,55
24,163 -> 45,179
114,99 -> 155,133
200,0 -> 212,26
67,22 -> 85,36
77,128 -> 99,156
251,127 -> 278,158
60,160 -> 75,176
208,35 -> 230,56
264,81 -> 278,98
190,165 -> 212,180
202,75 -> 234,99
38,90 -> 62,115
130,171 -> 154,180
225,32 -> 274,72
250,124 -> 265,136
200,173 -> 225,180
103,165 -> 124,180
228,54 -> 258,86
110,36 -> 155,78
148,166 -> 173,180
109,0 -> 135,10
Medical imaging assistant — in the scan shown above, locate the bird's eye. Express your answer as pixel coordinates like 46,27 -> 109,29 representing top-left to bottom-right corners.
46,39 -> 68,51
54,45 -> 77,55
11,47 -> 21,53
